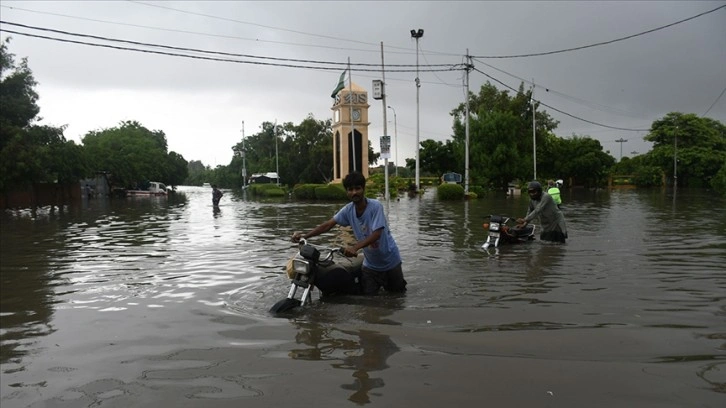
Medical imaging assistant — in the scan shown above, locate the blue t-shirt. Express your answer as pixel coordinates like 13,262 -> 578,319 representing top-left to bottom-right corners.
333,198 -> 401,271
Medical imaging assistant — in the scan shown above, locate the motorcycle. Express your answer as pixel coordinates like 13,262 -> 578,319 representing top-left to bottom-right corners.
481,215 -> 536,252
269,238 -> 363,314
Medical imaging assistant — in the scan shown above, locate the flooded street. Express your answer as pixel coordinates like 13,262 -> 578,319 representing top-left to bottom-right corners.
1,186 -> 725,407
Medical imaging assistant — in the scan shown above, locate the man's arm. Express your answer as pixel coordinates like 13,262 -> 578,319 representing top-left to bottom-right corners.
350,227 -> 383,253
292,218 -> 337,242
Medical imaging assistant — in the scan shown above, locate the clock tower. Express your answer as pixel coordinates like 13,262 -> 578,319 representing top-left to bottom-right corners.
331,82 -> 370,182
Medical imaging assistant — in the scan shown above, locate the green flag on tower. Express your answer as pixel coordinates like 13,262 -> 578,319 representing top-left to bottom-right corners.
330,70 -> 347,98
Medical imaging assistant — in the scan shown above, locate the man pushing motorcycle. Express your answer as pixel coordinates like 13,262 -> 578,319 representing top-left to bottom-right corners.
291,171 -> 407,295
517,181 -> 568,243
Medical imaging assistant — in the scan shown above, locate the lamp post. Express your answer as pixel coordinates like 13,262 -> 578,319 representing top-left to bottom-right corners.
274,120 -> 280,187
241,122 -> 246,187
673,125 -> 678,188
387,105 -> 398,178
410,28 -> 423,193
240,121 -> 247,189
615,138 -> 627,161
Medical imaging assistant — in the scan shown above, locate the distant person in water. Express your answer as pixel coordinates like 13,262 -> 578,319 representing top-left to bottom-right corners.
212,184 -> 223,207
547,179 -> 562,208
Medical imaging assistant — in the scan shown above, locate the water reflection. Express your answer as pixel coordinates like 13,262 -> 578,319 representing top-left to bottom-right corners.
0,216 -> 57,365
288,297 -> 404,405
1,186 -> 725,406
0,193 -> 188,365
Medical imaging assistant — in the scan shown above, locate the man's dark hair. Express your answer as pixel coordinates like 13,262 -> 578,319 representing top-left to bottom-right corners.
343,171 -> 366,189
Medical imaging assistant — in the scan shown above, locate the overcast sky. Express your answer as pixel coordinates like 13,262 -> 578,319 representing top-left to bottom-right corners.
1,1 -> 724,170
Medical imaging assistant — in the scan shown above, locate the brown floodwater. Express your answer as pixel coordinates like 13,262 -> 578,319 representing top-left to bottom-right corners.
1,186 -> 724,407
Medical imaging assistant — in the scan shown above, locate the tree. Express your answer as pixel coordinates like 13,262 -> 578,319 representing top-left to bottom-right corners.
0,38 -> 88,191
417,139 -> 457,177
556,135 -> 615,187
184,160 -> 211,185
0,38 -> 39,142
228,115 -> 381,187
280,115 -> 334,184
643,112 -> 726,187
165,151 -> 189,188
450,82 -> 559,190
81,120 -> 185,188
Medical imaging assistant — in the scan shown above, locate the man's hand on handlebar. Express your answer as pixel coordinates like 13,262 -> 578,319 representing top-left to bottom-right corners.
291,231 -> 304,243
342,246 -> 358,257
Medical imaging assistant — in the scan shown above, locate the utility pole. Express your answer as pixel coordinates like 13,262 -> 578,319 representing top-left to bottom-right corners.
241,121 -> 247,189
464,51 -> 472,195
410,28 -> 424,193
274,120 -> 280,186
532,79 -> 537,181
673,125 -> 678,188
380,42 -> 389,201
615,138 -> 627,161
387,105 -> 398,178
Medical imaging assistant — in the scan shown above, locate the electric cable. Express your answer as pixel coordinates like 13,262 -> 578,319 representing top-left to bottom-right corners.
472,57 -> 648,120
0,20 -> 458,70
471,66 -> 650,131
702,86 -> 726,117
472,4 -> 725,59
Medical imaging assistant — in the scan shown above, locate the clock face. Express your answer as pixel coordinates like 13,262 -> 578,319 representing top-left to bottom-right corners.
352,109 -> 361,121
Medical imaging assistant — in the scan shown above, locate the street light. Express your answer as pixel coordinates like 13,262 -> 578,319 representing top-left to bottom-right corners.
387,105 -> 398,178
410,28 -> 423,193
615,138 -> 627,161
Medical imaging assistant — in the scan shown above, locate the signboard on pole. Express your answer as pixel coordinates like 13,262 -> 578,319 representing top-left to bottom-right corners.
380,135 -> 391,159
372,80 -> 383,100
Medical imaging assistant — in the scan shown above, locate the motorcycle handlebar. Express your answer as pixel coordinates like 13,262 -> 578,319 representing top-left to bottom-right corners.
296,238 -> 342,261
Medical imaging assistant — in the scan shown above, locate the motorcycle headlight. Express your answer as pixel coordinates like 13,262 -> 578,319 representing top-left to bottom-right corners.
489,222 -> 500,232
292,259 -> 311,275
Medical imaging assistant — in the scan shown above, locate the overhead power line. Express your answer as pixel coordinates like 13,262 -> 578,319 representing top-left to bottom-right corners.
0,21 -> 463,73
702,86 -> 726,117
0,19 -> 704,134
473,4 -> 725,59
0,4 -> 410,56
472,57 -> 647,120
471,66 -> 650,132
127,0 -> 380,48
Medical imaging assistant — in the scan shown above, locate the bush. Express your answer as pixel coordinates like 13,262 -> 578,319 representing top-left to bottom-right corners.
292,184 -> 318,199
249,184 -> 285,197
366,173 -> 402,199
315,184 -> 347,200
633,166 -> 663,187
437,183 -> 465,200
468,185 -> 486,197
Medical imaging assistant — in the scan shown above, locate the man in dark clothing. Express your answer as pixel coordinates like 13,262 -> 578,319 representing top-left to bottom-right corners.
212,184 -> 223,207
517,181 -> 568,243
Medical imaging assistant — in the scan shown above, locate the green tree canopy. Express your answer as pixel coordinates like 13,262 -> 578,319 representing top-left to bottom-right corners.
643,112 -> 726,187
448,81 -> 559,190
81,120 -> 186,189
225,115 -> 379,188
555,135 -> 615,187
0,38 -> 88,191
415,139 -> 458,178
